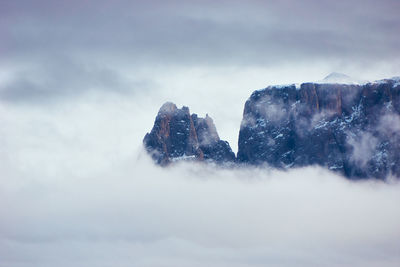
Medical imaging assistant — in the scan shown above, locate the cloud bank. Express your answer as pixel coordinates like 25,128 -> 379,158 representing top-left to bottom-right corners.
0,94 -> 399,267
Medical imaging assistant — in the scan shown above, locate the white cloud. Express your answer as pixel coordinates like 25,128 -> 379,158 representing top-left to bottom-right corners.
0,92 -> 399,267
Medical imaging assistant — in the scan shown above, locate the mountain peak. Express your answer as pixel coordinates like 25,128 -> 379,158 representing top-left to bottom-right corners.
324,72 -> 350,80
158,101 -> 178,115
144,102 -> 235,165
321,72 -> 356,84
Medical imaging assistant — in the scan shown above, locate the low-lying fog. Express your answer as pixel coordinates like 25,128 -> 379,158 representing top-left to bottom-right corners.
0,87 -> 399,267
2,1 -> 400,265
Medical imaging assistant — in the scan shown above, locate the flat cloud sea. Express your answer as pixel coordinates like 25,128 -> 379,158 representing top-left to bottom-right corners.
0,93 -> 399,267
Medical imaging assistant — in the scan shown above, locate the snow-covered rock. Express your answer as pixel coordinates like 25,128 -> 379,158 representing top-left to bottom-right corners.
318,72 -> 367,84
238,76 -> 400,179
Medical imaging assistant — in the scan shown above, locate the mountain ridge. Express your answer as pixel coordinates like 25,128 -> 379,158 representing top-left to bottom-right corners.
144,76 -> 400,179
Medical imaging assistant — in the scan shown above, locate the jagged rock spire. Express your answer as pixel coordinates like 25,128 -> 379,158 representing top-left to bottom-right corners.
143,102 -> 235,165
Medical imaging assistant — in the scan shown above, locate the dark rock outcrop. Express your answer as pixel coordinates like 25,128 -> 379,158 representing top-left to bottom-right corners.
143,76 -> 400,180
143,102 -> 235,165
237,77 -> 400,179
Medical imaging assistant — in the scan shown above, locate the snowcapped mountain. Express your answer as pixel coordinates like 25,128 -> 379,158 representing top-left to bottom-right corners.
144,76 -> 400,180
238,76 -> 400,179
319,72 -> 366,84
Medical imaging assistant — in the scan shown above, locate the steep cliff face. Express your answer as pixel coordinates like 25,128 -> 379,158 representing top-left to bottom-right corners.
143,102 -> 235,165
237,77 -> 400,179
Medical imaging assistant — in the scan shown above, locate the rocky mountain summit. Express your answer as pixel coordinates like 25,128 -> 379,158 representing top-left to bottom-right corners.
143,102 -> 235,165
144,75 -> 400,179
238,76 -> 400,179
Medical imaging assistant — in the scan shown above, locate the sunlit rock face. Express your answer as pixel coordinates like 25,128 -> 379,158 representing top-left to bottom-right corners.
143,102 -> 235,165
237,77 -> 400,179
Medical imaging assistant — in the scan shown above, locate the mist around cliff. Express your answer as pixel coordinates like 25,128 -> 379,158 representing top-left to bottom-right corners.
1,91 -> 400,267
2,0 -> 400,265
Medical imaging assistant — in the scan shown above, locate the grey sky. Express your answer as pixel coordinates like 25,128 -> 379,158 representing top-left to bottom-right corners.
2,0 -> 400,65
1,0 -> 399,102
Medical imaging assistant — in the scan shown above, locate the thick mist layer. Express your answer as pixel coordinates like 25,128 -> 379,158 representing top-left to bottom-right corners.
1,1 -> 400,265
2,161 -> 400,267
1,94 -> 399,267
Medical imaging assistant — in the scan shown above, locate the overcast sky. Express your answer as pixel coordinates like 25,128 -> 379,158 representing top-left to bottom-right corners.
2,0 -> 400,66
1,0 -> 400,101
2,0 -> 400,146
1,1 -> 400,266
